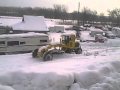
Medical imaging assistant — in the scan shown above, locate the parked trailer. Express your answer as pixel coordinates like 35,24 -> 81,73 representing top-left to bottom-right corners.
0,32 -> 49,54
89,28 -> 104,37
49,26 -> 64,33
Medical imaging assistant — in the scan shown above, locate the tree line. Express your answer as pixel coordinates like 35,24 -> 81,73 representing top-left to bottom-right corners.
0,5 -> 120,26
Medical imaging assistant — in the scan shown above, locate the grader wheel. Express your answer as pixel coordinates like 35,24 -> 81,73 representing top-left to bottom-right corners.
43,53 -> 53,61
43,50 -> 53,61
75,48 -> 82,54
32,49 -> 38,58
75,41 -> 82,54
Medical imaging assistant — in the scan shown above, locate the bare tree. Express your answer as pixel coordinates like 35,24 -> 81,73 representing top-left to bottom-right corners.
53,4 -> 68,21
81,7 -> 97,25
108,8 -> 120,26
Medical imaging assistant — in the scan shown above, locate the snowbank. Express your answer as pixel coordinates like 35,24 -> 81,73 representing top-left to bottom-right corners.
1,61 -> 120,90
1,31 -> 120,90
74,70 -> 103,88
0,84 -> 15,90
0,72 -> 74,90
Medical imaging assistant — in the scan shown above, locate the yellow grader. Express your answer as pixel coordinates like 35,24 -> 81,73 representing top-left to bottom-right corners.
32,33 -> 82,61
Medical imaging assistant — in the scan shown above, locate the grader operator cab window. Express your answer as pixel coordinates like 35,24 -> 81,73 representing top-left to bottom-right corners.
62,35 -> 70,44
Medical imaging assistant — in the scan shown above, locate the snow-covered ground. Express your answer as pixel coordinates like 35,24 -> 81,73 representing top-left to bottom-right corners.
1,31 -> 120,90
1,17 -> 120,90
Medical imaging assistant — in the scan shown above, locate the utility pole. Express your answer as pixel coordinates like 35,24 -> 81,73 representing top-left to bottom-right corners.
76,2 -> 81,40
77,2 -> 80,26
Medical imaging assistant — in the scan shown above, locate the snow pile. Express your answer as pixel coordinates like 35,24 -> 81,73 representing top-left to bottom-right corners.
70,61 -> 120,90
0,72 -> 74,90
69,83 -> 86,90
0,84 -> 15,90
74,71 -> 103,88
1,61 -> 120,90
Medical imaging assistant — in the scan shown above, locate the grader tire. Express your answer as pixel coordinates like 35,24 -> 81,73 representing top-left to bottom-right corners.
75,48 -> 82,54
65,49 -> 71,53
32,49 -> 38,58
43,53 -> 53,61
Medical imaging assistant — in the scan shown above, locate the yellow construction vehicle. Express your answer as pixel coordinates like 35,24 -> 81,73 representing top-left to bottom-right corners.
32,33 -> 82,61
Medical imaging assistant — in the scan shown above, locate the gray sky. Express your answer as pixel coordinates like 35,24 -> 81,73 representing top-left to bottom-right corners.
1,0 -> 120,15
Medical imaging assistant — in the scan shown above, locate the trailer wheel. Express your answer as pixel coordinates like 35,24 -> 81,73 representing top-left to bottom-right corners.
43,53 -> 53,61
32,49 -> 38,58
75,48 -> 82,54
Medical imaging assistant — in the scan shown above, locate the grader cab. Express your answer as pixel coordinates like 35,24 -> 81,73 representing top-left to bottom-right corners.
32,33 -> 82,61
60,34 -> 82,53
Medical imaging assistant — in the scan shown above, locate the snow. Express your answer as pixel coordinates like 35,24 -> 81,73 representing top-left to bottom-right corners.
69,83 -> 86,90
0,84 -> 15,90
89,27 -> 103,32
1,18 -> 120,90
1,39 -> 120,90
74,71 -> 103,88
80,31 -> 95,41
0,32 -> 48,38
45,19 -> 56,27
0,16 -> 22,27
112,27 -> 120,30
13,15 -> 48,31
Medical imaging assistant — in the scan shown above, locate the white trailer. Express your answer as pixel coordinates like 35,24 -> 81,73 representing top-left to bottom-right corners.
49,26 -> 64,33
89,28 -> 104,37
0,32 -> 49,54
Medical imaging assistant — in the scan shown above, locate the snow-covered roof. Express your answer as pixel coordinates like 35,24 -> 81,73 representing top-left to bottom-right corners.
61,33 -> 75,36
0,16 -> 22,27
90,27 -> 103,32
112,27 -> 120,30
0,32 -> 48,39
12,15 -> 48,32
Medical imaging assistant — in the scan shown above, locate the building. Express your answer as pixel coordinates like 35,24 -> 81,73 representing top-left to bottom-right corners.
0,16 -> 22,34
12,15 -> 49,34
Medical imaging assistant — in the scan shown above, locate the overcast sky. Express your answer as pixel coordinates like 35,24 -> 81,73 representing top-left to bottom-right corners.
1,0 -> 120,15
